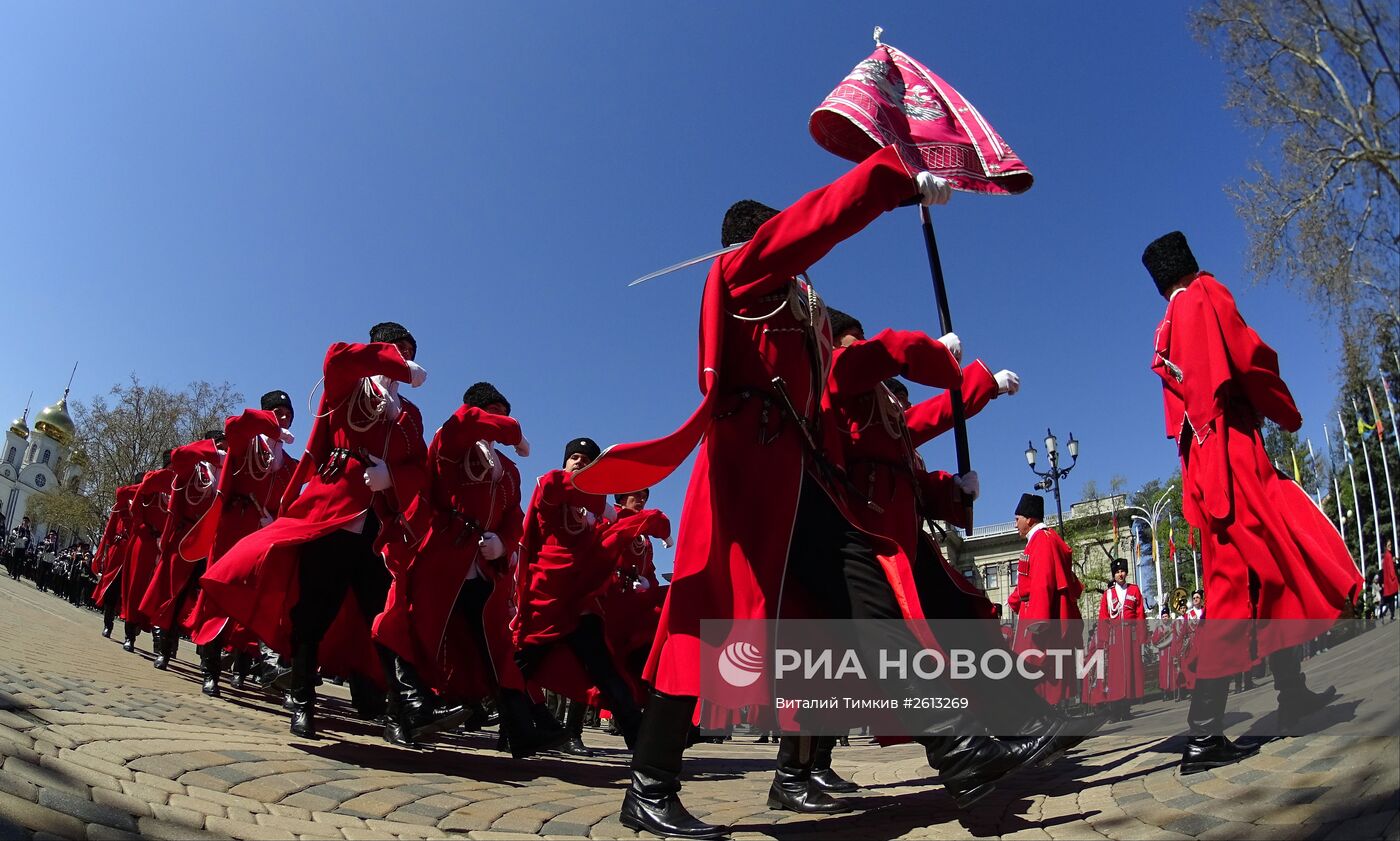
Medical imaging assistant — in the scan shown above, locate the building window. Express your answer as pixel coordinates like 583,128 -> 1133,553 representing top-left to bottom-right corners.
1010,566 -> 1019,587
962,568 -> 977,583
984,565 -> 999,589
4,447 -> 13,464
42,449 -> 51,464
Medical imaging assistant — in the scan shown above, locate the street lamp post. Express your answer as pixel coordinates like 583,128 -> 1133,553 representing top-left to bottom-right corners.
1121,486 -> 1176,611
1024,428 -> 1079,532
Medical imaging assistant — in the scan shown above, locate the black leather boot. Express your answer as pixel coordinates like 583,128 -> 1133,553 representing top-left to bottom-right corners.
497,689 -> 568,759
228,651 -> 252,690
922,733 -> 1021,808
381,649 -> 467,747
199,645 -> 222,697
562,700 -> 595,757
288,643 -> 319,739
809,735 -> 858,793
767,736 -> 852,813
1181,676 -> 1258,775
1270,646 -> 1336,735
122,624 -> 137,653
620,691 -> 726,839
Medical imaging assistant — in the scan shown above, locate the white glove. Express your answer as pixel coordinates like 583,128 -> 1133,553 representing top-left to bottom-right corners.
279,428 -> 296,445
478,532 -> 505,561
583,509 -> 597,528
363,454 -> 393,492
938,332 -> 962,363
994,369 -> 1021,396
514,435 -> 531,458
406,360 -> 427,388
955,471 -> 980,502
916,171 -> 953,206
259,513 -> 275,528
662,536 -> 675,550
635,577 -> 652,591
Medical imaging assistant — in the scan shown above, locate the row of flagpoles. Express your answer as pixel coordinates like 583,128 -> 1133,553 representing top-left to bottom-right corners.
1118,360 -> 1398,611
1309,365 -> 1400,585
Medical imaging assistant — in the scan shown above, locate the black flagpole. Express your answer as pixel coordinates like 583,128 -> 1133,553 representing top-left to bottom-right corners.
918,204 -> 973,532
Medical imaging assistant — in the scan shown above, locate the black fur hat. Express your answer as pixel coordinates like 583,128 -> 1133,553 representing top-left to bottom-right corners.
883,378 -> 909,403
562,437 -> 601,467
1142,231 -> 1200,296
828,308 -> 864,341
1015,493 -> 1044,520
721,200 -> 779,247
260,390 -> 294,422
614,489 -> 649,506
131,471 -> 146,486
463,382 -> 510,414
369,321 -> 416,350
1111,557 -> 1129,575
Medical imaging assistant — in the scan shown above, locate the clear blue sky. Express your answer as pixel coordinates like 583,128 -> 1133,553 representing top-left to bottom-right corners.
1,3 -> 1345,572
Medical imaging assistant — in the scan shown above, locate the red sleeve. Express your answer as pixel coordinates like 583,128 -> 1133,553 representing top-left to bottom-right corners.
829,329 -> 961,401
323,342 -> 415,398
917,470 -> 968,528
717,146 -> 915,302
906,360 -> 999,448
438,406 -> 523,455
535,470 -> 570,510
599,510 -> 672,556
1203,280 -> 1302,431
1098,591 -> 1110,621
225,409 -> 282,445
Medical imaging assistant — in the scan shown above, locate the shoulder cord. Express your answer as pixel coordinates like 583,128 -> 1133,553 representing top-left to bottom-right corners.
347,377 -> 389,432
244,435 -> 272,482
177,462 -> 215,506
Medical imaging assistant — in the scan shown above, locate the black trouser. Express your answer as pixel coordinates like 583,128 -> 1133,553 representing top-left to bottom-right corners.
910,536 -> 1051,735
558,615 -> 642,741
289,524 -> 391,650
454,576 -> 498,686
780,477 -> 960,737
101,576 -> 121,629
164,559 -> 206,637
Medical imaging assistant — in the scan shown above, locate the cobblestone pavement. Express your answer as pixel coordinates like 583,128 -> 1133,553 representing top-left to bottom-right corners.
1,574 -> 1396,840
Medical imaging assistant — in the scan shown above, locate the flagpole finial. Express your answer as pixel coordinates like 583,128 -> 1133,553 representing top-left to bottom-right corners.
872,25 -> 884,46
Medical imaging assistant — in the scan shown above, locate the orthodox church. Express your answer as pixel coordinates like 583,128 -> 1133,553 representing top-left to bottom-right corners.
2,389 -> 86,530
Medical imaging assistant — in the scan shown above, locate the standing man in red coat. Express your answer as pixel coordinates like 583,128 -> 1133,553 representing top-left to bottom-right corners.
1007,494 -> 1084,706
1095,558 -> 1147,721
1144,231 -> 1361,773
1380,538 -> 1398,623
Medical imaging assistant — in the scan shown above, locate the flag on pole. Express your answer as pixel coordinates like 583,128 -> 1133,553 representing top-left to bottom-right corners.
1187,527 -> 1194,550
1168,524 -> 1176,559
1291,447 -> 1302,484
1367,385 -> 1385,440
809,32 -> 1033,194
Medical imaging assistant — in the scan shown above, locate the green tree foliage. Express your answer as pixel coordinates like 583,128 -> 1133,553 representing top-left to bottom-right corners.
24,489 -> 102,545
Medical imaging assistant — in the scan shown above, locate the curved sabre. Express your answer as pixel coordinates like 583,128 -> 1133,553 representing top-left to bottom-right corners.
627,242 -> 747,287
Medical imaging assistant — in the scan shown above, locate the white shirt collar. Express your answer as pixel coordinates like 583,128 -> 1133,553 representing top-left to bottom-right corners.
1170,287 -> 1187,301
1026,522 -> 1047,544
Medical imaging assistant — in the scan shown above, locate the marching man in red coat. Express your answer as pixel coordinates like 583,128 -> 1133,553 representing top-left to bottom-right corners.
187,392 -> 299,696
140,435 -> 223,671
370,382 -> 564,754
1380,538 -> 1398,623
201,322 -> 460,743
1144,231 -> 1361,774
92,483 -> 137,640
511,438 -> 669,749
1008,493 -> 1084,706
120,463 -> 176,654
1095,558 -> 1147,721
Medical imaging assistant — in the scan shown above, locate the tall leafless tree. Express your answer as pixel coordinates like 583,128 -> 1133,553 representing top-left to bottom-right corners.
1192,0 -> 1399,336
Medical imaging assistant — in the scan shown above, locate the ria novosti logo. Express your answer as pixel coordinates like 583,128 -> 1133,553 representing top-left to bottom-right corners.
717,640 -> 764,687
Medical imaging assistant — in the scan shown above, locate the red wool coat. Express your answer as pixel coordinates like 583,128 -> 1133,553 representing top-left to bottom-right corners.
573,145 -> 917,700
373,405 -> 526,700
121,469 -> 175,628
599,507 -> 667,666
187,409 -> 299,645
1093,583 -> 1147,703
1008,524 -> 1083,704
513,469 -> 670,702
1382,551 -> 1398,599
200,343 -> 428,680
138,440 -> 222,630
1153,273 -> 1361,677
91,486 -> 137,604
